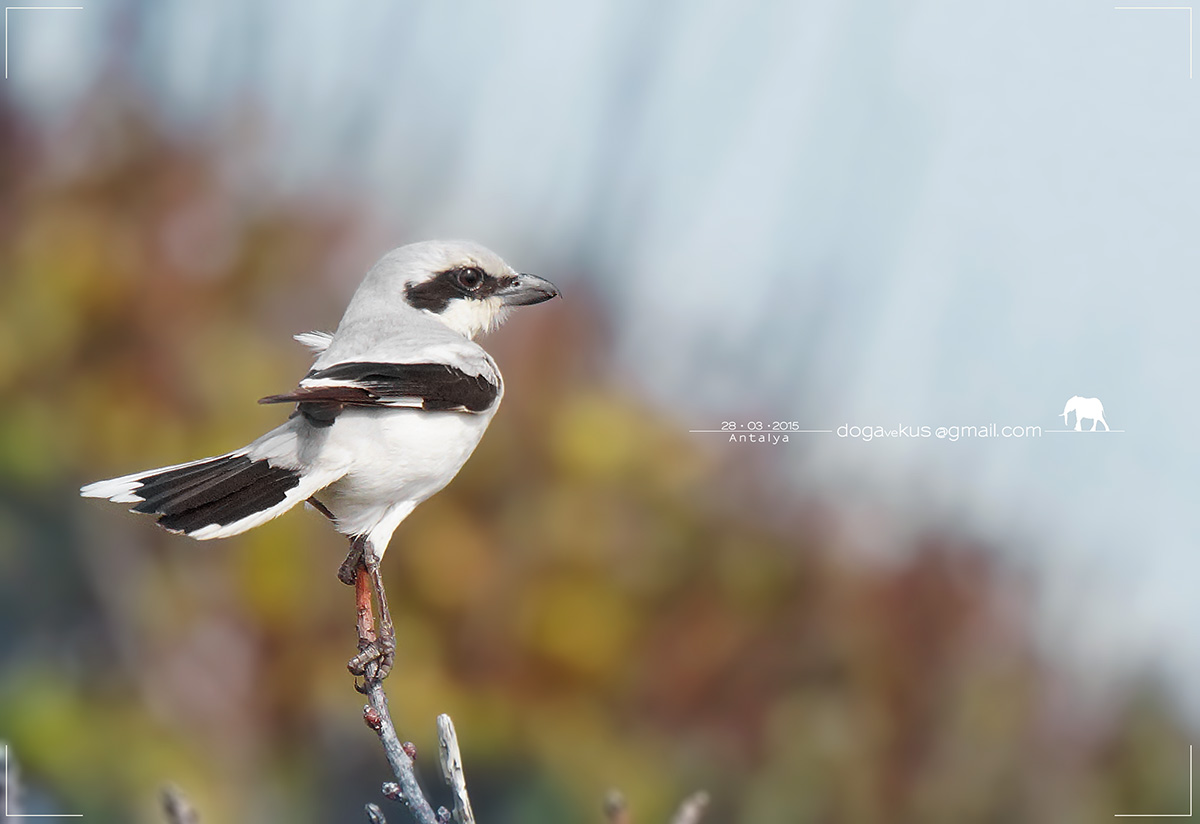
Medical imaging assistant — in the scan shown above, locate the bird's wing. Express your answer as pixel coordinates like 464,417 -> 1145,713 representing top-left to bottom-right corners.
259,359 -> 500,426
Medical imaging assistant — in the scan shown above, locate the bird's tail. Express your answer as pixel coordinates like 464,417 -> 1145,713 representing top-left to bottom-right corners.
81,423 -> 339,540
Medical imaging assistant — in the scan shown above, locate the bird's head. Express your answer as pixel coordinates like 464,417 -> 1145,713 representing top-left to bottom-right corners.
382,240 -> 559,339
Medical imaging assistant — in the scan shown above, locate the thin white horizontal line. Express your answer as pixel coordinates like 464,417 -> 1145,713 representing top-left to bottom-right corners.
1114,743 -> 1191,816
5,6 -> 84,80
689,429 -> 832,433
1114,5 -> 1193,79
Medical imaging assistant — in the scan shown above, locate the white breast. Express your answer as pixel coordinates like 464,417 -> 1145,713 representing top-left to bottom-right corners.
313,404 -> 498,540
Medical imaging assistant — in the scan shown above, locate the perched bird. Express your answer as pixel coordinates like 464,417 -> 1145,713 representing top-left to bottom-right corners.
81,240 -> 560,677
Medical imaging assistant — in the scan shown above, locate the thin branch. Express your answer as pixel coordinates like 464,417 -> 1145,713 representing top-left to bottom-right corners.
436,714 -> 476,824
361,677 -> 440,824
354,568 -> 440,824
161,784 -> 200,824
365,802 -> 389,823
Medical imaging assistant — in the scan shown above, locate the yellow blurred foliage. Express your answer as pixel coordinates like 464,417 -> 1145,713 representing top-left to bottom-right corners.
518,575 -> 635,681
398,500 -> 498,613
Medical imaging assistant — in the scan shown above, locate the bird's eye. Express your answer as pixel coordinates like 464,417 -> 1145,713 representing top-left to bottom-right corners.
455,267 -> 485,291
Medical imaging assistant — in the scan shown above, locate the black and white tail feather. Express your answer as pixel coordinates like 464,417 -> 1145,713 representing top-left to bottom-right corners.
81,331 -> 338,539
79,421 -> 338,540
81,240 -> 559,559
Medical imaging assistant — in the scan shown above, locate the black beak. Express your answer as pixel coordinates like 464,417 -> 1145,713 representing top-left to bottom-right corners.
498,273 -> 560,306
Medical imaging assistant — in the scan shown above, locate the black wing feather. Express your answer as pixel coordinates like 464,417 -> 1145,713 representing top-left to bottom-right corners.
258,361 -> 499,427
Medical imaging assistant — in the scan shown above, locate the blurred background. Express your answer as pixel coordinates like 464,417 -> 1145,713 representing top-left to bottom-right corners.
1,1 -> 1198,821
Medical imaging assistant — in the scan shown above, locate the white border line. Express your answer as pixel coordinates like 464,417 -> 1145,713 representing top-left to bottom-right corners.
691,429 -> 1126,434
3,744 -> 83,818
689,429 -> 833,433
1115,5 -> 1194,78
1115,744 -> 1193,817
4,6 -> 83,80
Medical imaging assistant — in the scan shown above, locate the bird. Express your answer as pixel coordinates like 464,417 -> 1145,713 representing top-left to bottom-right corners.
81,240 -> 560,678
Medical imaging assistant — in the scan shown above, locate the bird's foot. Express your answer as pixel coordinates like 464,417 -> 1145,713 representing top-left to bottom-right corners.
347,634 -> 396,682
345,538 -> 396,684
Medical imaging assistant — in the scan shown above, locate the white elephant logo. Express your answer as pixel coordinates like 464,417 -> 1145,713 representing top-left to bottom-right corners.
1061,396 -> 1109,431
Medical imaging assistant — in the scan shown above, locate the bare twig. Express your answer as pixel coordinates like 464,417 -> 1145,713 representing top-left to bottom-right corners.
436,714 -> 476,824
1,742 -> 23,816
161,784 -> 200,824
669,791 -> 710,824
354,568 -> 440,824
360,676 -> 440,824
365,802 -> 389,823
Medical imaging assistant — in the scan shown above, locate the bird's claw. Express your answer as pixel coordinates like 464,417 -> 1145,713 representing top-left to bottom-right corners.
347,636 -> 396,681
377,637 -> 396,679
347,644 -> 378,677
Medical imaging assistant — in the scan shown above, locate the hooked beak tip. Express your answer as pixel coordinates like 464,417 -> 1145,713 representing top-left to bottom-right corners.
502,273 -> 560,306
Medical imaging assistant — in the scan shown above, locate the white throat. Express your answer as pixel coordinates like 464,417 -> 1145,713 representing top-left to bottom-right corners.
433,296 -> 511,339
